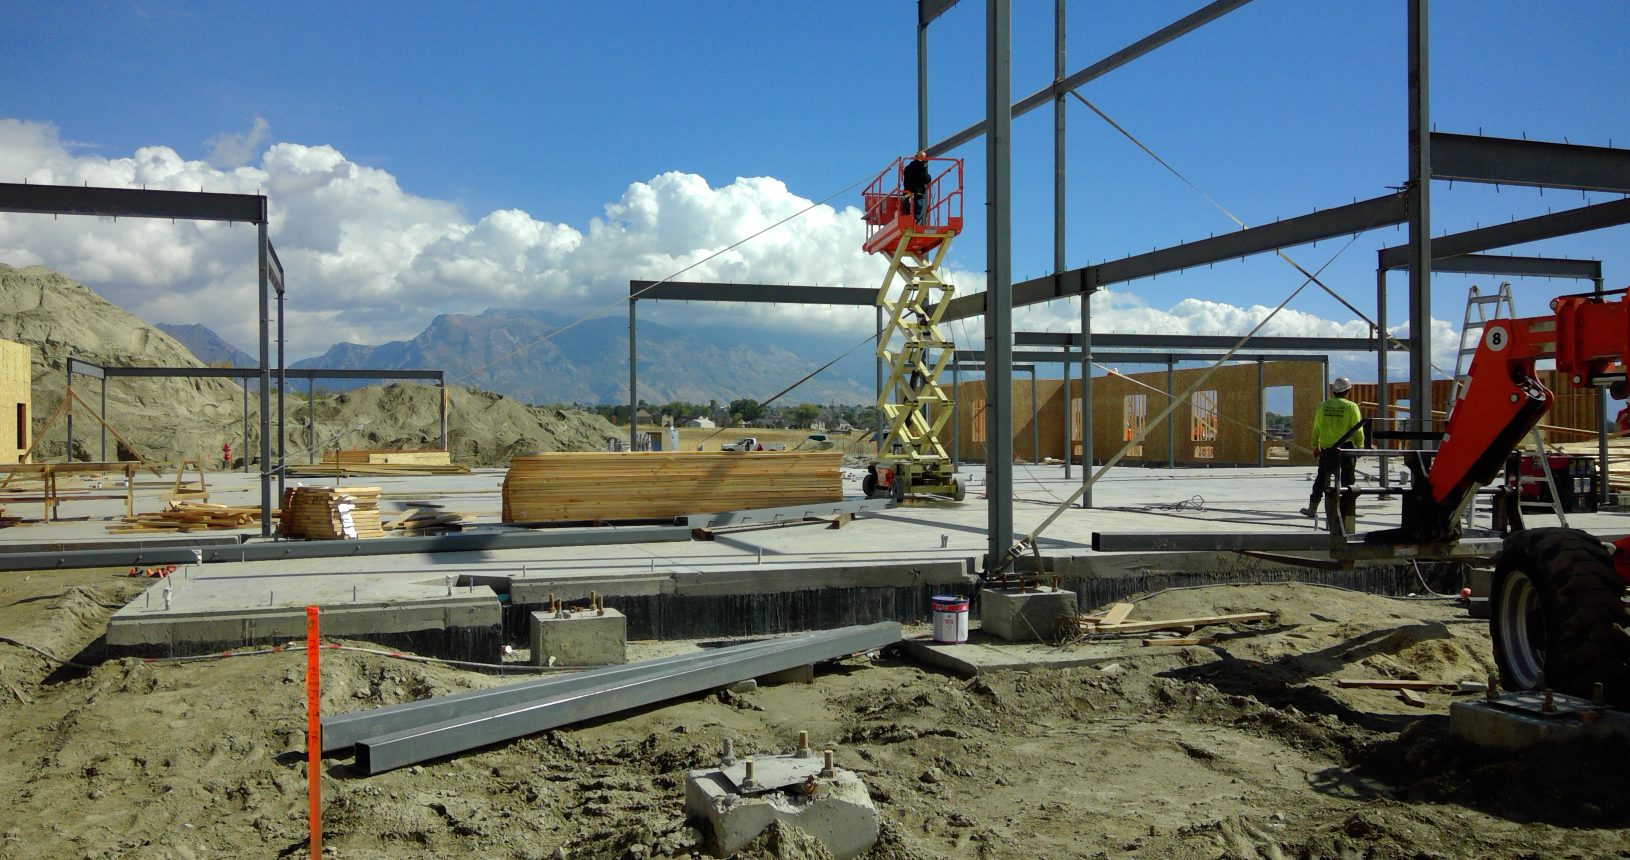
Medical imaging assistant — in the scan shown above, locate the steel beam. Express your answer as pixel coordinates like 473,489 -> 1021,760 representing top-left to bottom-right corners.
689,497 -> 895,529
0,182 -> 265,223
920,0 -> 959,25
927,0 -> 1253,156
1377,198 -> 1630,269
349,623 -> 903,775
939,193 -> 1409,321
1014,332 -> 1400,352
64,360 -> 444,381
956,349 -> 1329,364
1432,132 -> 1630,195
1091,530 -> 1502,558
629,281 -> 877,306
323,634 -> 834,754
0,525 -> 693,573
1382,252 -> 1602,279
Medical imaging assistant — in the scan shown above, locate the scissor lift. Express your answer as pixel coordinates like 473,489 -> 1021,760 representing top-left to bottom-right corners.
859,156 -> 966,501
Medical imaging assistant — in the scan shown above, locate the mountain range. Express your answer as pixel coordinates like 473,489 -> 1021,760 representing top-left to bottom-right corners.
165,308 -> 877,406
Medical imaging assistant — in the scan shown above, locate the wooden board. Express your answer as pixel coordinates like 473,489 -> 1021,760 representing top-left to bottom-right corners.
1100,603 -> 1135,626
1082,611 -> 1273,635
324,449 -> 452,466
1334,678 -> 1455,690
278,486 -> 385,540
502,451 -> 843,523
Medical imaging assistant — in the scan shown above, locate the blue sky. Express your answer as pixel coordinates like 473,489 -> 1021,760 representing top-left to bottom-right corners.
2,1 -> 1629,385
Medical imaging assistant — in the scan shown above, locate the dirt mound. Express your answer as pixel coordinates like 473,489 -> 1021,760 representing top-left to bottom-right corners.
0,262 -> 618,468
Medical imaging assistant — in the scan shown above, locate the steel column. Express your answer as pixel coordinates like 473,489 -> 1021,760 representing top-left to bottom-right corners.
242,383 -> 249,474
1598,276 -> 1611,503
64,383 -> 72,463
1166,359 -> 1176,468
439,381 -> 448,452
917,4 -> 929,151
1081,296 -> 1092,507
875,305 -> 885,451
983,0 -> 1014,571
1406,0 -> 1432,434
951,362 -> 960,470
258,223 -> 271,535
1030,366 -> 1039,465
1061,347 -> 1071,478
277,285 -> 286,500
1256,358 -> 1265,468
628,300 -> 637,451
308,377 -> 316,464
1377,264 -> 1391,491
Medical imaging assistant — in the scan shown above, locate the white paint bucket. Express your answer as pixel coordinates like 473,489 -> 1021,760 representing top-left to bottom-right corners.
931,595 -> 969,644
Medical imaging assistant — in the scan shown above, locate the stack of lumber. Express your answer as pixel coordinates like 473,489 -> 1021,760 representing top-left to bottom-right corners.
385,508 -> 464,536
279,486 -> 385,539
502,451 -> 843,523
1079,602 -> 1273,639
288,449 -> 469,478
1550,438 -> 1630,493
110,501 -> 263,533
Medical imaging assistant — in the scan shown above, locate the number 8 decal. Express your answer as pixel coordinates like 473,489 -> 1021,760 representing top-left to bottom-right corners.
1485,325 -> 1508,352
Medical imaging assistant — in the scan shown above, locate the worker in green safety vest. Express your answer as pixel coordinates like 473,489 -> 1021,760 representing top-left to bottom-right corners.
1301,377 -> 1364,519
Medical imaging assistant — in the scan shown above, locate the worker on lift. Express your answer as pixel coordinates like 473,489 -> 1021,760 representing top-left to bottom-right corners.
1301,376 -> 1364,519
902,151 -> 930,222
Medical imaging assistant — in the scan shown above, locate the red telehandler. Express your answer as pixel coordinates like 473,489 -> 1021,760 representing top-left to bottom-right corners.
1342,288 -> 1630,703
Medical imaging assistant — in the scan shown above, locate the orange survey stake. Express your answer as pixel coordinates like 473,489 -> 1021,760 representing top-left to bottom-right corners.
305,605 -> 322,857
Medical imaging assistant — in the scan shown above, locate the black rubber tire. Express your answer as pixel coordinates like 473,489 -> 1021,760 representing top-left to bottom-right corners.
951,476 -> 966,502
861,472 -> 878,499
1491,527 -> 1630,703
891,474 -> 906,503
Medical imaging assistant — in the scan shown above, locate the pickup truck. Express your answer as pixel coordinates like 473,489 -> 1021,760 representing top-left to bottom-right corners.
720,437 -> 787,452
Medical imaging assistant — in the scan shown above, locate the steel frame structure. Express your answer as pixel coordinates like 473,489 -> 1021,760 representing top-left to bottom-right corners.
63,358 -> 449,472
0,181 -> 288,535
913,0 -> 1630,570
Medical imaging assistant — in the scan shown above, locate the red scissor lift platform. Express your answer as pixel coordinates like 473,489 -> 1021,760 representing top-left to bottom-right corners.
861,157 -> 964,256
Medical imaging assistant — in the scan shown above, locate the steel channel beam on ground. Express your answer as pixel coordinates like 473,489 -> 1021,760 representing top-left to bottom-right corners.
629,281 -> 877,306
690,497 -> 895,529
351,622 -> 903,775
323,634 -> 821,754
0,525 -> 692,572
927,0 -> 1251,156
939,193 -> 1409,321
1431,133 -> 1630,195
0,182 -> 266,223
1376,198 -> 1630,270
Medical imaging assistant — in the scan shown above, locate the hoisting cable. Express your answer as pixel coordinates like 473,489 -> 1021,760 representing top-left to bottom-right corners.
1070,91 -> 1456,381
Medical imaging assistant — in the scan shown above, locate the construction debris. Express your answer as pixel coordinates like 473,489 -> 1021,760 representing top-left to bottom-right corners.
1079,609 -> 1273,636
279,486 -> 385,539
1333,678 -> 1459,690
109,501 -> 262,533
501,451 -> 842,523
384,508 -> 464,535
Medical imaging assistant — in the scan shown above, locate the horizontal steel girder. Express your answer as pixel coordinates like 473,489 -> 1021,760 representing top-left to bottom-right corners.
928,0 -> 1253,155
1381,252 -> 1601,280
1014,332 -> 1397,352
0,182 -> 266,223
0,526 -> 693,573
954,350 -> 1330,365
1091,531 -> 1503,559
919,0 -> 959,26
1377,197 -> 1630,270
349,622 -> 903,775
940,193 -> 1408,321
1432,133 -> 1630,195
630,280 -> 877,306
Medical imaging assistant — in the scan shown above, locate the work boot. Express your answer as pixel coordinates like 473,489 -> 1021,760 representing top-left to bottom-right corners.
1299,506 -> 1316,518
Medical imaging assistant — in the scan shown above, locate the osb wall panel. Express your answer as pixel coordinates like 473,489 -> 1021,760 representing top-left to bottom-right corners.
0,338 -> 30,464
943,361 -> 1321,466
1353,371 -> 1599,446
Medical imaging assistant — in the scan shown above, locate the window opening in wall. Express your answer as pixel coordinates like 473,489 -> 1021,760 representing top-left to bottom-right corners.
1123,394 -> 1146,458
1191,389 -> 1217,459
1264,386 -> 1293,461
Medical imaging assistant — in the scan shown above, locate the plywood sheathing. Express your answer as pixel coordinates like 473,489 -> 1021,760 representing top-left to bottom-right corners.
0,338 -> 30,465
1352,372 -> 1599,444
945,361 -> 1321,466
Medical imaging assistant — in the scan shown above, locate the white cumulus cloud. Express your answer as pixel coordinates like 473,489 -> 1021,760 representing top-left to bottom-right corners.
205,115 -> 270,168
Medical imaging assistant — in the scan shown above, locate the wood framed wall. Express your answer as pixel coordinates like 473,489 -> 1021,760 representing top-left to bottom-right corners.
0,339 -> 29,464
946,361 -> 1322,467
1353,371 -> 1600,444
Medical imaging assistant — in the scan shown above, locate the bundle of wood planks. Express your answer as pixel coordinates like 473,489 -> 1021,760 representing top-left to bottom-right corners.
279,486 -> 385,539
502,451 -> 843,523
110,501 -> 263,533
1549,439 -> 1630,494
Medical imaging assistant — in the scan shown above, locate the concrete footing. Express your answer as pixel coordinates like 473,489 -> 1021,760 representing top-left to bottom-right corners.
685,747 -> 877,859
530,608 -> 627,667
979,586 -> 1076,642
1450,693 -> 1630,749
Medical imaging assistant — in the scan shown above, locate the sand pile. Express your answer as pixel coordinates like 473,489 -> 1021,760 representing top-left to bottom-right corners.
0,263 -> 618,468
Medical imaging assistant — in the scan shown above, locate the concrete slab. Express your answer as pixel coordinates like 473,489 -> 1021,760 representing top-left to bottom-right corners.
899,632 -> 1168,677
1450,694 -> 1630,749
530,608 -> 626,667
979,585 -> 1076,642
